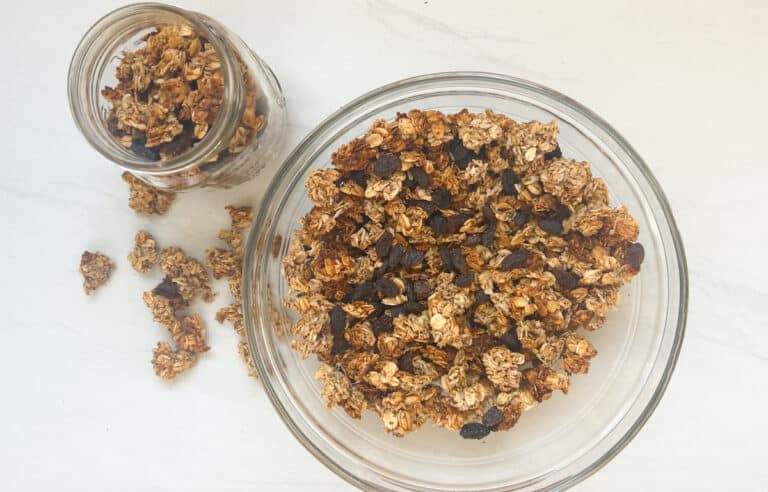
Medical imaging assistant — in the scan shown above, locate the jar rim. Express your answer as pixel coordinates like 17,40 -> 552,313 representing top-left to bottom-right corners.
67,2 -> 244,175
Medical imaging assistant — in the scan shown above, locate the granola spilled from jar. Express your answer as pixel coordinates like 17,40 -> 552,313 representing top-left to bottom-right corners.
283,109 -> 644,438
80,251 -> 114,295
122,172 -> 175,215
128,230 -> 159,272
102,25 -> 266,164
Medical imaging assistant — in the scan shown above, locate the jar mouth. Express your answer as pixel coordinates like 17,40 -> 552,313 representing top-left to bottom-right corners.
67,2 -> 243,175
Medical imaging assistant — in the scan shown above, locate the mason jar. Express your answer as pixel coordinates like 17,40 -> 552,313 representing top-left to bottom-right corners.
68,2 -> 287,190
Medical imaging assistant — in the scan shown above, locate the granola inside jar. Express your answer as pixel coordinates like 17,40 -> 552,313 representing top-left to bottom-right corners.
68,3 -> 286,190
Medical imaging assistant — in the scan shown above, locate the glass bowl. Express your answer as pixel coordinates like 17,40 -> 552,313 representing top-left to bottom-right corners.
243,72 -> 687,491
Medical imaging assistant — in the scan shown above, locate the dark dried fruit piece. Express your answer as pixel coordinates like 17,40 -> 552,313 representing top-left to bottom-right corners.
476,290 -> 490,304
403,176 -> 417,190
482,406 -> 504,428
131,135 -> 160,161
432,188 -> 452,209
331,336 -> 350,355
538,217 -> 563,235
389,305 -> 405,318
544,145 -> 562,160
464,233 -> 482,246
513,211 -> 529,227
500,249 -> 529,270
482,203 -> 495,222
375,278 -> 400,298
410,167 -> 430,188
481,222 -> 497,247
152,277 -> 180,298
501,169 -> 518,195
439,245 -> 453,271
350,281 -> 375,301
625,242 -> 645,270
388,244 -> 404,269
499,326 -> 522,352
450,248 -> 468,273
446,214 -> 468,234
375,231 -> 394,257
429,213 -> 448,236
415,200 -> 437,215
413,280 -> 430,301
454,271 -> 474,288
349,170 -> 368,188
553,269 -> 579,290
330,305 -> 347,335
404,301 -> 426,314
398,352 -> 416,373
460,422 -> 491,440
371,315 -> 393,335
373,153 -> 401,177
552,203 -> 571,220
401,248 -> 425,269
370,302 -> 385,318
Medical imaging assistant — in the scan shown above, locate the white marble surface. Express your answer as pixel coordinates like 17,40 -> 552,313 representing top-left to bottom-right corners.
0,0 -> 766,490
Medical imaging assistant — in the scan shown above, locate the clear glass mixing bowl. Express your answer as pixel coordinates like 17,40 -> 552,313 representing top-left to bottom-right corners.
243,72 -> 688,491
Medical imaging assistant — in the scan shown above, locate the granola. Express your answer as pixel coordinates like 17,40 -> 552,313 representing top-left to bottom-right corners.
151,341 -> 196,380
283,109 -> 644,438
128,230 -> 159,273
79,251 -> 114,295
102,25 -> 266,165
122,172 -> 176,215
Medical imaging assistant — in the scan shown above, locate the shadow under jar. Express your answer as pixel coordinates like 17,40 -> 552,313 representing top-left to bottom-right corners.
68,2 -> 287,190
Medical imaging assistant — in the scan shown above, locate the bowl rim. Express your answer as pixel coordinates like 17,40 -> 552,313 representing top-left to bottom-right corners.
243,71 -> 688,491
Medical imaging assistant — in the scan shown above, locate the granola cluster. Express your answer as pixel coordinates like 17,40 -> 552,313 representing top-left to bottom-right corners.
283,109 -> 645,438
79,251 -> 114,295
210,206 -> 258,378
102,25 -> 266,163
122,172 -> 176,215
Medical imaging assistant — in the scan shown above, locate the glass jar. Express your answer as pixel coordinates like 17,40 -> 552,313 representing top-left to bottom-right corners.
68,2 -> 287,190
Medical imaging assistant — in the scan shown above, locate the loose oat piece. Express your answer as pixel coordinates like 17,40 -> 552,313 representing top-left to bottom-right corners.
151,341 -> 197,380
122,172 -> 176,215
79,251 -> 114,295
128,230 -> 159,273
102,25 -> 266,162
238,340 -> 258,378
283,109 -> 644,438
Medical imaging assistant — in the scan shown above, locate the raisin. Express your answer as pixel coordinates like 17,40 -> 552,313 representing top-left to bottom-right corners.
499,326 -> 522,352
388,244 -> 404,269
397,352 -> 416,373
107,115 -> 120,135
625,242 -> 645,270
404,301 -> 426,314
544,145 -> 562,160
513,211 -> 529,227
371,315 -> 393,335
481,222 -> 496,247
415,200 -> 437,215
482,406 -> 504,428
131,135 -> 160,161
373,264 -> 388,279
432,188 -> 452,209
475,290 -> 490,304
370,302 -> 385,318
553,269 -> 579,290
410,167 -> 430,188
375,231 -> 394,257
552,203 -> 571,220
446,214 -> 468,234
331,336 -> 350,355
330,305 -> 347,335
350,281 -> 375,301
450,138 -> 478,170
460,422 -> 491,440
375,278 -> 399,298
439,245 -> 453,271
403,177 -> 417,190
501,169 -> 518,196
152,277 -> 180,298
349,170 -> 368,188
401,248 -> 425,269
464,233 -> 482,246
482,203 -> 496,222
454,271 -> 474,288
500,249 -> 529,270
429,213 -> 448,235
389,305 -> 405,318
373,153 -> 401,177
413,281 -> 430,300
450,248 -> 468,273
538,217 -> 563,235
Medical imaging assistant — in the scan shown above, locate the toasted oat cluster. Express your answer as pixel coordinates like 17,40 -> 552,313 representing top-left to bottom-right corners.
128,230 -> 159,273
102,25 -> 266,162
80,251 -> 114,295
283,109 -> 645,438
122,172 -> 176,215
210,205 -> 258,378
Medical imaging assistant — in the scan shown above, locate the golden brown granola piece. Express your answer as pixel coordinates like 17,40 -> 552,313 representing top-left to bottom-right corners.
142,291 -> 178,327
122,172 -> 175,215
160,246 -> 215,302
238,340 -> 258,378
79,251 -> 114,295
561,334 -> 598,374
128,230 -> 159,273
215,303 -> 245,337
226,205 -> 254,229
151,341 -> 196,380
205,247 -> 239,279
171,314 -> 209,353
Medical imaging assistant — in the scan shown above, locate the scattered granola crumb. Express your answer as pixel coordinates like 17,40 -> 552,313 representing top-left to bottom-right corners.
79,251 -> 114,295
128,230 -> 159,273
151,341 -> 196,380
238,340 -> 258,378
226,205 -> 254,229
122,172 -> 176,215
283,109 -> 644,438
